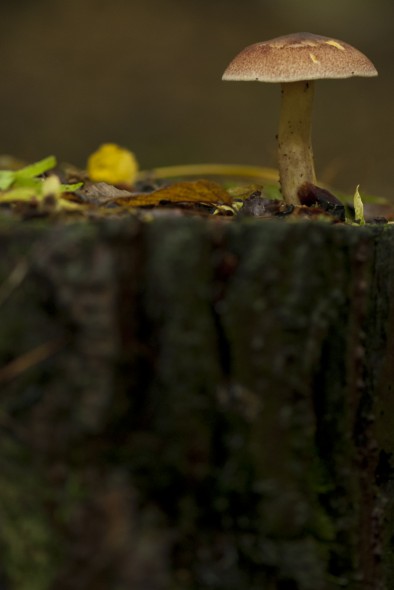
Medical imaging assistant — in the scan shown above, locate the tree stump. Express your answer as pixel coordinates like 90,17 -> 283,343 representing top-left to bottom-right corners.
0,216 -> 394,590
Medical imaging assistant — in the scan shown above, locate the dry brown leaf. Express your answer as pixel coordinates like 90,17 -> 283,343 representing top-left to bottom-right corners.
76,181 -> 135,204
114,180 -> 232,208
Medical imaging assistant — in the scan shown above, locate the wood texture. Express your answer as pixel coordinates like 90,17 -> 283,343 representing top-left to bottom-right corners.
1,216 -> 394,590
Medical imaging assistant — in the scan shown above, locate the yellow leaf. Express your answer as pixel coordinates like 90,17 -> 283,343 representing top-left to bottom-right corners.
353,184 -> 365,225
87,143 -> 138,186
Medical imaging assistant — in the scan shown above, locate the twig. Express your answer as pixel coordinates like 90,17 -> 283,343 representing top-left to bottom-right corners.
0,338 -> 63,384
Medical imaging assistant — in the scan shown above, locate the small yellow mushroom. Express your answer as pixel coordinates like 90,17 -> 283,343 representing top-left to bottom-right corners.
87,143 -> 139,186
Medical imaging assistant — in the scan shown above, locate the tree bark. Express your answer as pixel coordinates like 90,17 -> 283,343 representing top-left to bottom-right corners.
0,216 -> 394,590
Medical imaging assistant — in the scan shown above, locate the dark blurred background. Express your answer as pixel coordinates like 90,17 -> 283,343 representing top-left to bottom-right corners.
0,0 -> 392,197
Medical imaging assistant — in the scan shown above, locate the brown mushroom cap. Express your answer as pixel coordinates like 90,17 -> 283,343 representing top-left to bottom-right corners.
222,32 -> 378,82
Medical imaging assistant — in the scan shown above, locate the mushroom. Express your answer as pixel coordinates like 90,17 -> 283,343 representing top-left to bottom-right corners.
222,32 -> 378,205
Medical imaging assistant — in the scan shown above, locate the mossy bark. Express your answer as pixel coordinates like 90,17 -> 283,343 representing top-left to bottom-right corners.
0,216 -> 393,589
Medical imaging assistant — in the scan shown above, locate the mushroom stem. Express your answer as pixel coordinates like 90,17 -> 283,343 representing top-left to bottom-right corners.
278,80 -> 316,205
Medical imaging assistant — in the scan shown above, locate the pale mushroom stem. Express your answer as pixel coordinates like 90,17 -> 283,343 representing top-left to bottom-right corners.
278,80 -> 316,205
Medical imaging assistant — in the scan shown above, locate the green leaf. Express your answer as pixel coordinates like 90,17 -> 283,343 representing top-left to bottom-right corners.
0,171 -> 16,191
0,188 -> 38,202
11,177 -> 43,190
0,156 -> 57,193
13,156 -> 57,180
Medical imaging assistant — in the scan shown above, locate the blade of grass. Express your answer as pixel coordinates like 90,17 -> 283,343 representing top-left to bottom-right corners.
138,164 -> 279,183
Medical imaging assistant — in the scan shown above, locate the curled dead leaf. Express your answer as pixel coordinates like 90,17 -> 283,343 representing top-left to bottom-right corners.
114,180 -> 232,208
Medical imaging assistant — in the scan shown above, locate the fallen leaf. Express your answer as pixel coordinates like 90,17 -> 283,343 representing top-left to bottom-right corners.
75,181 -> 135,204
0,155 -> 57,191
14,155 -> 57,181
114,180 -> 233,207
298,181 -> 345,221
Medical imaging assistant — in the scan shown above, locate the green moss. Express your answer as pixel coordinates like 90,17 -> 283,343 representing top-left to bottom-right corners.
0,438 -> 60,590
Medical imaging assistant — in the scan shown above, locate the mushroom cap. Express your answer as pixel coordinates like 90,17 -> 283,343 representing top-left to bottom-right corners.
222,32 -> 378,83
